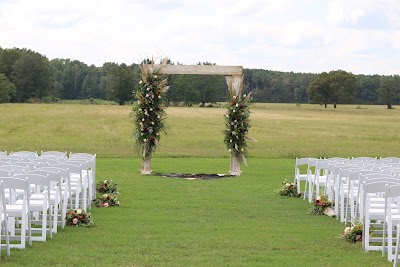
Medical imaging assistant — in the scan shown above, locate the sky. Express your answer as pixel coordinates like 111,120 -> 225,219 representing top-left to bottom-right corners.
1,0 -> 399,75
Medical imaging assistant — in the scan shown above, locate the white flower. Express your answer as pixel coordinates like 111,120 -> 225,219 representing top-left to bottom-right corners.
139,80 -> 143,84
137,100 -> 140,104
234,120 -> 237,123
243,94 -> 246,97
233,96 -> 236,99
235,103 -> 239,107
103,194 -> 108,198
230,122 -> 234,125
145,94 -> 149,98
228,149 -> 231,152
225,114 -> 229,118
77,209 -> 82,215
232,131 -> 236,135
241,148 -> 244,152
230,139 -> 232,143
156,132 -> 159,136
143,139 -> 147,142
140,133 -> 143,136
151,122 -> 155,125
154,75 -> 158,78
149,108 -> 153,111
227,128 -> 230,131
233,109 -> 236,113
157,115 -> 160,119
158,96 -> 161,99
142,118 -> 145,121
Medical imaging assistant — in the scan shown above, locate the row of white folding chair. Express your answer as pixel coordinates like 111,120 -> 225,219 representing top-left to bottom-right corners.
0,160 -> 91,211
69,153 -> 96,202
0,177 -> 32,250
0,151 -> 7,157
0,181 -> 10,256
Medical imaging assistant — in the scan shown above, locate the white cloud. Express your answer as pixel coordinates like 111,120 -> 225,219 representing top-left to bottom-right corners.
0,0 -> 399,74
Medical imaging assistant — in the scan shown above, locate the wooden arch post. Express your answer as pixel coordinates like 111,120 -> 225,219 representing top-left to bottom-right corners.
143,64 -> 244,176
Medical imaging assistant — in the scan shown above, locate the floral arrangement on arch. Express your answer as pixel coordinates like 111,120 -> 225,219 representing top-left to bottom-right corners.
66,209 -> 94,227
276,180 -> 301,197
341,222 -> 364,243
95,193 -> 120,208
309,194 -> 335,216
96,179 -> 119,194
132,58 -> 169,160
224,77 -> 253,165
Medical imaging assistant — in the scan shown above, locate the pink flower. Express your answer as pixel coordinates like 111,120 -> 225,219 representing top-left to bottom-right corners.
72,218 -> 78,225
104,203 -> 109,208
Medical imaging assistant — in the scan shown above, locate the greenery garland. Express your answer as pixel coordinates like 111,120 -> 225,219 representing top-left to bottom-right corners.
133,59 -> 169,160
224,78 -> 252,165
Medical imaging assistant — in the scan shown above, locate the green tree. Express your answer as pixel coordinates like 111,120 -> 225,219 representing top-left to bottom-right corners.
329,70 -> 357,108
307,70 -> 356,108
307,72 -> 331,107
378,75 -> 400,109
11,50 -> 53,102
0,73 -> 16,103
106,64 -> 135,105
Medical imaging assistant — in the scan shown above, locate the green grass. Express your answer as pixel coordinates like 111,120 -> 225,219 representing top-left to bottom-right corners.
0,103 -> 399,158
0,103 -> 398,266
1,158 -> 390,266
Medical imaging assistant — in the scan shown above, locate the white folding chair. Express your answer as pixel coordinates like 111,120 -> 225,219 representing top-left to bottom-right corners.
69,153 -> 96,202
13,174 -> 50,242
0,181 -> 10,256
308,160 -> 333,202
28,169 -> 63,232
294,158 -> 313,195
0,177 -> 32,249
363,180 -> 400,251
383,184 -> 400,262
52,163 -> 85,210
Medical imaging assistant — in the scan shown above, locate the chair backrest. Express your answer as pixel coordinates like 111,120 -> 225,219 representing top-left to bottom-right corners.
27,170 -> 61,184
8,162 -> 38,171
41,151 -> 68,158
11,151 -> 38,159
0,151 -> 7,156
365,181 -> 400,194
0,170 -> 12,176
30,158 -> 59,166
13,173 -> 49,187
0,165 -> 27,174
381,157 -> 400,164
352,157 -> 376,162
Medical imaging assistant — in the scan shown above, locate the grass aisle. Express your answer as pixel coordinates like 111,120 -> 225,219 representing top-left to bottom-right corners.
2,158 -> 388,266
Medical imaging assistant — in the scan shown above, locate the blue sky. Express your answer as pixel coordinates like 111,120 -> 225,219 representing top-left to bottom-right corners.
0,0 -> 399,75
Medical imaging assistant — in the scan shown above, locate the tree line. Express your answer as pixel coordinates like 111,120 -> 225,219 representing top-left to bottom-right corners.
1,47 -> 399,108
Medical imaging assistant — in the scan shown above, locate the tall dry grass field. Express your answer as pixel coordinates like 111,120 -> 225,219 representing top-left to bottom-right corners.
0,103 -> 399,158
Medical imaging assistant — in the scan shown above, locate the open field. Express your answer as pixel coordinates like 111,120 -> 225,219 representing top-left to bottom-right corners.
1,158 -> 391,266
0,103 -> 398,266
0,103 -> 399,158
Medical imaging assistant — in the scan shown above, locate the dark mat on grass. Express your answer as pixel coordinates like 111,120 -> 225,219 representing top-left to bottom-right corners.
154,173 -> 235,180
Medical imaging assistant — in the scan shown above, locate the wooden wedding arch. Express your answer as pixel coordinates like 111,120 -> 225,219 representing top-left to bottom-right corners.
142,64 -> 245,176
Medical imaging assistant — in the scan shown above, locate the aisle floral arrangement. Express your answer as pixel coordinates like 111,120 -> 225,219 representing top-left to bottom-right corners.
132,58 -> 169,160
95,193 -> 120,208
66,209 -> 94,227
309,194 -> 335,216
96,179 -> 119,194
276,179 -> 301,197
341,222 -> 364,243
224,78 -> 253,165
